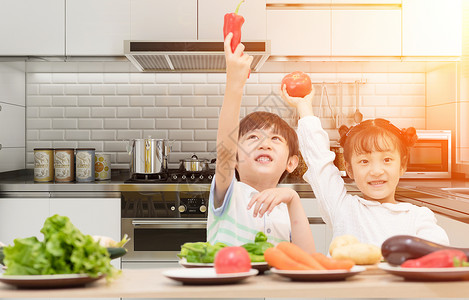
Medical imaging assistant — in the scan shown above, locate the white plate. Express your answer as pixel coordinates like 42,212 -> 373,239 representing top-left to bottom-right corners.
270,265 -> 366,281
178,258 -> 270,272
0,273 -> 104,288
378,262 -> 469,281
163,267 -> 258,284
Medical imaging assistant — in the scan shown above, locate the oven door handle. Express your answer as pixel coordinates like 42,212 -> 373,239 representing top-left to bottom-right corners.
131,219 -> 207,229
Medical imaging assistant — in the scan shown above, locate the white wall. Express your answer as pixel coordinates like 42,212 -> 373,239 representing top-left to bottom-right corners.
25,66 -> 426,169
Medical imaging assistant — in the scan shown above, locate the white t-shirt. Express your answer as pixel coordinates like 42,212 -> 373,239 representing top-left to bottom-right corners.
207,176 -> 291,246
297,115 -> 449,247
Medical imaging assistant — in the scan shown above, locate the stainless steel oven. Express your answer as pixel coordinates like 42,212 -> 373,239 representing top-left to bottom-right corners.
120,178 -> 211,269
402,130 -> 452,179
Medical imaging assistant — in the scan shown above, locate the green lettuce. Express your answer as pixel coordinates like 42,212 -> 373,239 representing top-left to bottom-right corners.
4,214 -> 118,280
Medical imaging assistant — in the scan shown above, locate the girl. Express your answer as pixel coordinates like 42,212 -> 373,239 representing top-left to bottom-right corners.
280,85 -> 449,247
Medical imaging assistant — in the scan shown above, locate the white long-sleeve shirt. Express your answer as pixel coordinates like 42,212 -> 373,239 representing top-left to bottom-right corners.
297,115 -> 449,247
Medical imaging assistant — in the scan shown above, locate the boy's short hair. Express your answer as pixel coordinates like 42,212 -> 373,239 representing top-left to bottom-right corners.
236,111 -> 299,182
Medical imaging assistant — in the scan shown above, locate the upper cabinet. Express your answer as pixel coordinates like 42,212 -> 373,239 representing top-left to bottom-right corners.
267,0 -> 461,57
0,0 -> 462,58
66,0 -> 131,56
267,10 -> 331,56
131,0 -> 197,40
402,0 -> 462,56
0,0 -> 64,56
198,0 -> 266,41
331,0 -> 401,3
332,10 -> 401,56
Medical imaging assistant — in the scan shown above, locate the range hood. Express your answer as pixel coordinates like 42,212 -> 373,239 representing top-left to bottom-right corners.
124,40 -> 270,72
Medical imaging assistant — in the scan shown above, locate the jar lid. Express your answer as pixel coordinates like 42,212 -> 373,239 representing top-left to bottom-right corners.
54,148 -> 75,150
76,148 -> 96,151
34,148 -> 54,150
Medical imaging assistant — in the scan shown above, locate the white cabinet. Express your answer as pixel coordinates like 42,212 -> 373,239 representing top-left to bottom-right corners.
198,0 -> 266,41
50,198 -> 121,268
0,0 -> 65,56
332,9 -> 401,56
0,148 -> 25,173
0,103 -> 25,148
332,0 -> 401,3
267,7 -> 400,56
0,62 -> 26,107
267,10 -> 331,56
435,214 -> 469,248
0,198 -> 50,245
267,0 -> 330,3
300,198 -> 332,254
0,62 -> 25,173
402,0 -> 462,56
130,0 -> 197,40
66,0 -> 131,55
0,103 -> 25,172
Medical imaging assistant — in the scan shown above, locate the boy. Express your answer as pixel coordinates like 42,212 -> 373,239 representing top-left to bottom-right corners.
206,33 -> 315,253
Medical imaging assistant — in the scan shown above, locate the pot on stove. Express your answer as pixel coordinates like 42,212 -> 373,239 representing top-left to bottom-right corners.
179,155 -> 215,172
128,138 -> 171,174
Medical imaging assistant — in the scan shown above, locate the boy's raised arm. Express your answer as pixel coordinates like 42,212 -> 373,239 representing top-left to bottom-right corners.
214,33 -> 253,208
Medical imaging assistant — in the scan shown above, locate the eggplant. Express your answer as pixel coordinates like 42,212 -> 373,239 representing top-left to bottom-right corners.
381,235 -> 469,265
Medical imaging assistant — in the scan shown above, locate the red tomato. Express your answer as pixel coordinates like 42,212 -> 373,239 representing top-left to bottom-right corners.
281,71 -> 312,98
214,246 -> 251,274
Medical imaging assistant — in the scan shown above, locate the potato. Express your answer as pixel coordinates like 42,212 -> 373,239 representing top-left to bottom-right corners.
331,243 -> 382,265
328,235 -> 360,255
92,235 -> 118,247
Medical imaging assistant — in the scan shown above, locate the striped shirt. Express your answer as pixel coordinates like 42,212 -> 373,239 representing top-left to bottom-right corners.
207,176 -> 291,246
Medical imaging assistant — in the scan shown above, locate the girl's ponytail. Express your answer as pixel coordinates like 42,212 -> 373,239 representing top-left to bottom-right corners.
338,125 -> 350,147
401,127 -> 418,147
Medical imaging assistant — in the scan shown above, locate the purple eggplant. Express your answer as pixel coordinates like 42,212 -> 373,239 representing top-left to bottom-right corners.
381,235 -> 469,265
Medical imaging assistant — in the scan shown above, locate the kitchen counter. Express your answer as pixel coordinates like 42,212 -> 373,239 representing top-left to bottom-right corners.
1,268 -> 469,298
1,169 -> 469,223
0,169 -> 356,195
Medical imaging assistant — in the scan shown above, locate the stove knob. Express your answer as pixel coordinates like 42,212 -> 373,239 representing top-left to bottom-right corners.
207,174 -> 213,180
171,174 -> 178,181
181,175 -> 187,180
170,206 -> 176,211
178,205 -> 186,213
199,205 -> 207,213
199,174 -> 204,180
190,174 -> 196,180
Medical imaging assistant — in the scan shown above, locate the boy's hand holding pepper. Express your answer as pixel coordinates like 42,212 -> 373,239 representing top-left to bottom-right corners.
224,32 -> 253,92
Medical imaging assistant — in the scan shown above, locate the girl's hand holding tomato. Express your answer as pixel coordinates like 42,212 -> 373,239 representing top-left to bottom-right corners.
281,84 -> 315,108
282,71 -> 312,98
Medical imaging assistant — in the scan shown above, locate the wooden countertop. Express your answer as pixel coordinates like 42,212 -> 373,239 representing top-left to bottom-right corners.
1,268 -> 469,298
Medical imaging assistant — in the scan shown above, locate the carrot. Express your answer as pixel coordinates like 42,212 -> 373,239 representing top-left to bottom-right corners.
311,252 -> 355,270
276,242 -> 326,270
264,247 -> 311,270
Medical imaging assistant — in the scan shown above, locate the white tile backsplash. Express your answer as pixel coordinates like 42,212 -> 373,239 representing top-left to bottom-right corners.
25,71 -> 427,169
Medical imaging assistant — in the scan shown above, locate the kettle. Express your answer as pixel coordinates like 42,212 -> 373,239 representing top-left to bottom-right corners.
127,138 -> 171,174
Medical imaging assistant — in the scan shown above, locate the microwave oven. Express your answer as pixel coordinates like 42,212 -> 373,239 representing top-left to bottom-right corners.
402,130 -> 451,179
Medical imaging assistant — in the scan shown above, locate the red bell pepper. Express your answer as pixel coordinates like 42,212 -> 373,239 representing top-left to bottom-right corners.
223,0 -> 245,53
401,249 -> 467,268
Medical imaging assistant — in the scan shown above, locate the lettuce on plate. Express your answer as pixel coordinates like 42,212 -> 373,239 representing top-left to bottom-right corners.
3,214 -> 119,280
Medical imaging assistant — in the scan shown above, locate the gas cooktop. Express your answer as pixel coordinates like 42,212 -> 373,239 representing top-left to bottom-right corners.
124,169 -> 215,184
